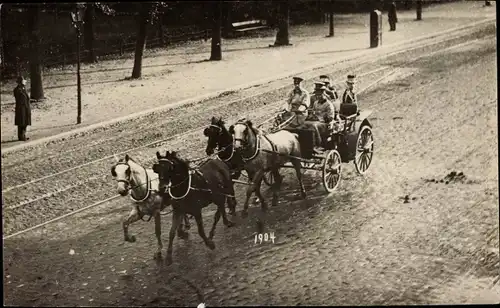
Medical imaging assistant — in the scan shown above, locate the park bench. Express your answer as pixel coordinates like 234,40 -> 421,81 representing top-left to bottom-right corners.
227,20 -> 268,37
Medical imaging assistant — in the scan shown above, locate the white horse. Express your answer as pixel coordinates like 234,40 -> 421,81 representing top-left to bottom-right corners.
111,154 -> 190,260
231,120 -> 306,219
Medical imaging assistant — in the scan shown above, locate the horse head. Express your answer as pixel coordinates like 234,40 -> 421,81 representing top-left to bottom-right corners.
111,154 -> 132,196
232,119 -> 255,150
204,117 -> 225,155
154,150 -> 189,194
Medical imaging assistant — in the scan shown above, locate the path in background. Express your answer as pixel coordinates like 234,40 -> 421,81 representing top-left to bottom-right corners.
0,1 -> 495,146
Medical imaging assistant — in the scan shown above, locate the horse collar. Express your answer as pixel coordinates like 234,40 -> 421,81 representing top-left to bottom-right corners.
129,165 -> 152,203
168,172 -> 192,200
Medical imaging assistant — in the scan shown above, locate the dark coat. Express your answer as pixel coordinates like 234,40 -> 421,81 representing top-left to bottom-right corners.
14,85 -> 31,126
388,3 -> 398,23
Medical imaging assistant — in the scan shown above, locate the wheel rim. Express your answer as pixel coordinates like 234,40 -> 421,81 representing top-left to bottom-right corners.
355,126 -> 374,175
323,150 -> 341,193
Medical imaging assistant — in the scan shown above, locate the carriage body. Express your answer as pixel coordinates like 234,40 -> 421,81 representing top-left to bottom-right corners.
263,107 -> 374,191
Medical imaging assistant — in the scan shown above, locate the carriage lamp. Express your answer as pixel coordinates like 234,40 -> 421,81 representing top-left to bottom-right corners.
70,4 -> 86,124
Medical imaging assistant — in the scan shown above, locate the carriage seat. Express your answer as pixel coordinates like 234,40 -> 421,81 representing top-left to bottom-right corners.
339,102 -> 358,117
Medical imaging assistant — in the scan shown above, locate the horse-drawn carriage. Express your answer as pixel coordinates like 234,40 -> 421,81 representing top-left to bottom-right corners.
262,102 -> 374,192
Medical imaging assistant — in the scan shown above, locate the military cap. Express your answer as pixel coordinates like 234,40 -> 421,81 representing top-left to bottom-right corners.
314,81 -> 326,90
293,76 -> 304,82
346,74 -> 357,83
319,74 -> 330,80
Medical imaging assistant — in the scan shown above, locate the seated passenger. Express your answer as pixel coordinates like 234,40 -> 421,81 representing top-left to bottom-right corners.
319,74 -> 339,101
308,82 -> 337,123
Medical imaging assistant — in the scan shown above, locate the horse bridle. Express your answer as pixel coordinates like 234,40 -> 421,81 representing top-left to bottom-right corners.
207,124 -> 235,162
233,122 -> 262,162
113,162 -> 152,202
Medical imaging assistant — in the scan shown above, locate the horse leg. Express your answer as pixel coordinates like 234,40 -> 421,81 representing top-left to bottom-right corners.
253,169 -> 268,212
209,209 -> 221,240
271,167 -> 283,207
166,211 -> 183,266
177,214 -> 190,240
153,211 -> 163,260
242,169 -> 266,218
123,207 -> 140,243
292,158 -> 307,199
194,212 -> 216,250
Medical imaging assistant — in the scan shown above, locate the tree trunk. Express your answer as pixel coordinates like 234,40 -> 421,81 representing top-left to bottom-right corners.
83,3 -> 97,63
131,3 -> 153,79
0,4 -> 4,74
273,0 -> 291,46
210,1 -> 222,61
222,1 -> 232,38
416,0 -> 422,20
27,4 -> 44,100
328,0 -> 334,37
158,12 -> 165,46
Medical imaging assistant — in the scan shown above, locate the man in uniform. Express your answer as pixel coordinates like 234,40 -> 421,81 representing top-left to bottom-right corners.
14,76 -> 31,141
319,74 -> 339,101
306,81 -> 338,152
276,76 -> 310,126
388,1 -> 398,31
341,74 -> 358,106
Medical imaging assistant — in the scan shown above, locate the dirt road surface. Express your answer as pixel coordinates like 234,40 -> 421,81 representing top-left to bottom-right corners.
3,27 -> 499,305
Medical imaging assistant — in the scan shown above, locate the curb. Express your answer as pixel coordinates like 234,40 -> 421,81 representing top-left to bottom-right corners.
2,17 -> 495,155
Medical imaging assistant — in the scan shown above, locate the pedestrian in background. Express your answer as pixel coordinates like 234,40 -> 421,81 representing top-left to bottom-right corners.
388,1 -> 398,31
14,76 -> 31,141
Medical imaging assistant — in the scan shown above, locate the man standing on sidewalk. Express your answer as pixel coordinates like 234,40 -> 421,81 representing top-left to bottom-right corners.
388,1 -> 398,31
14,76 -> 31,141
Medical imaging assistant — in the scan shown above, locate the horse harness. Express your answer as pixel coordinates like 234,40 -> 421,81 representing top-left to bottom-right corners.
209,124 -> 235,162
234,123 -> 279,164
158,158 -> 235,201
114,161 -> 158,222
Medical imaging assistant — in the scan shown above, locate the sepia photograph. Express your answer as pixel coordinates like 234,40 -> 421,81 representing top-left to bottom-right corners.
1,0 -> 498,306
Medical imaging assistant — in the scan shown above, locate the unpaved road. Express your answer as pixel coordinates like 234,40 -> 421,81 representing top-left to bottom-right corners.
3,27 -> 499,306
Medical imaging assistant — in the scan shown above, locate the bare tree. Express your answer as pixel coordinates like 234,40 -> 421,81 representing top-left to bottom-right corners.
27,4 -> 44,100
272,0 -> 291,46
131,2 -> 153,79
210,0 -> 222,61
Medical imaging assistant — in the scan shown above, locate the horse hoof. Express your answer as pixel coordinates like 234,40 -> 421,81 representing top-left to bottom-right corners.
207,240 -> 216,250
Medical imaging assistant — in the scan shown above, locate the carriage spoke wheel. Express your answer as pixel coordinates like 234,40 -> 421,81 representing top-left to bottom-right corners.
354,126 -> 374,175
323,150 -> 342,193
263,170 -> 274,187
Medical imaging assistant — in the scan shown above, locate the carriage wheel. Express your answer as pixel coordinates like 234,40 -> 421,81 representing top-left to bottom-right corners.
322,150 -> 342,193
263,170 -> 274,187
354,126 -> 374,175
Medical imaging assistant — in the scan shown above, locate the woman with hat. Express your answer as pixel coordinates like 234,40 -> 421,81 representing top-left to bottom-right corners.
14,76 -> 31,141
341,74 -> 358,106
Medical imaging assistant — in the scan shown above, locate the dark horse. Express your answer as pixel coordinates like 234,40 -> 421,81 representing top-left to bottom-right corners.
204,116 -> 263,214
153,150 -> 236,265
